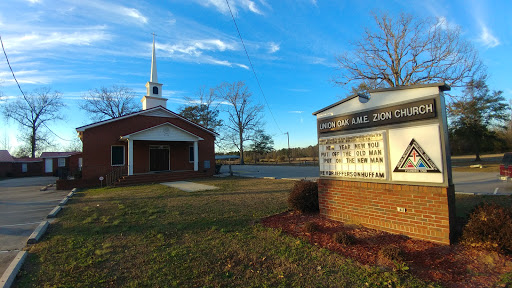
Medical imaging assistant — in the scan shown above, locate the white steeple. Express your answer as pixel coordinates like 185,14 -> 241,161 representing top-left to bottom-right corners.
141,33 -> 166,110
150,33 -> 158,83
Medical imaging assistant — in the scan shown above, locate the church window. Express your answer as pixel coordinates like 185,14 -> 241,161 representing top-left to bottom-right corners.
111,146 -> 125,166
153,86 -> 159,95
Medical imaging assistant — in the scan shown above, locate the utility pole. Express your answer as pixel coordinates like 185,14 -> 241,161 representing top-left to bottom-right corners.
285,132 -> 290,163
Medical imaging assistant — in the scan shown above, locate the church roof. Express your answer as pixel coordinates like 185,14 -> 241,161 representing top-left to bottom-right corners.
0,150 -> 14,162
40,152 -> 81,158
75,105 -> 218,136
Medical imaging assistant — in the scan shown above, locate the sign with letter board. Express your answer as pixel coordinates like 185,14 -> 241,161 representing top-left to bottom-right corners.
313,83 -> 452,186
319,131 -> 388,179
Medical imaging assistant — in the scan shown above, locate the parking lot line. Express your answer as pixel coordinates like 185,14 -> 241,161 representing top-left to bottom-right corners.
0,221 -> 42,228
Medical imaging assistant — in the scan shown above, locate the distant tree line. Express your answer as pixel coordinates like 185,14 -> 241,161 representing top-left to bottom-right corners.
217,145 -> 319,164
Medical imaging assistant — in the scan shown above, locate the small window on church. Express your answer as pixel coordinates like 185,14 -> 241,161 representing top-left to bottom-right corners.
153,86 -> 158,95
111,146 -> 125,166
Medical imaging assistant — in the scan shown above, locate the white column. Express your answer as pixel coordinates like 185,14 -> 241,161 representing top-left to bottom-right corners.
128,139 -> 134,175
193,141 -> 198,171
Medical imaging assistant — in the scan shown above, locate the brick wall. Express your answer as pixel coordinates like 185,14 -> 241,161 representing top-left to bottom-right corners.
318,179 -> 455,244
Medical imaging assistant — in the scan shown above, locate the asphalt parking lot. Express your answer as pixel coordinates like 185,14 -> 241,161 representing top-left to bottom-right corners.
220,164 -> 511,195
0,177 -> 67,278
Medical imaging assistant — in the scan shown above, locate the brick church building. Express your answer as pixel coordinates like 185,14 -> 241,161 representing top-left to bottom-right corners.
62,38 -> 217,189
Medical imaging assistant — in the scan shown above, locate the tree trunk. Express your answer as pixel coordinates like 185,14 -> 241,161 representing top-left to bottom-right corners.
31,127 -> 36,158
474,140 -> 481,162
239,131 -> 244,165
474,152 -> 481,162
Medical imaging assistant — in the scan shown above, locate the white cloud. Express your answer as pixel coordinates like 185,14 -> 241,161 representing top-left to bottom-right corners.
196,0 -> 264,15
159,40 -> 248,69
235,64 -> 249,70
478,25 -> 500,48
465,1 -> 500,48
0,94 -> 18,102
161,38 -> 237,57
120,7 -> 147,24
25,0 -> 41,3
268,42 -> 280,53
3,28 -> 110,53
196,39 -> 235,51
302,55 -> 336,67
241,0 -> 262,14
0,70 -> 52,85
62,0 -> 148,25
289,111 -> 304,114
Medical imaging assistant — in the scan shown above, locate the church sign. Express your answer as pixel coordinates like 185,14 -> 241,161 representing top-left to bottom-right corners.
314,83 -> 452,186
312,83 -> 455,244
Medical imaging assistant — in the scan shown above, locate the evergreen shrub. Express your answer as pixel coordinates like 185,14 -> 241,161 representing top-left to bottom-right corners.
378,245 -> 405,262
462,203 -> 512,253
287,180 -> 319,213
333,231 -> 355,245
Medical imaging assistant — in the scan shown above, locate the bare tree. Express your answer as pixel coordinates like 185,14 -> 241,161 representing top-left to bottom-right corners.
0,130 -> 11,151
335,12 -> 484,91
217,81 -> 263,165
2,87 -> 65,158
62,136 -> 83,152
81,85 -> 139,121
179,86 -> 222,133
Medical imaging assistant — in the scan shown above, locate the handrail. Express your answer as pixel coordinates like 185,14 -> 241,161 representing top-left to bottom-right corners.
105,166 -> 125,186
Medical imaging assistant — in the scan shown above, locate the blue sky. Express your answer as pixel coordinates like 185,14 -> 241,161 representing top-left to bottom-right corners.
0,0 -> 511,152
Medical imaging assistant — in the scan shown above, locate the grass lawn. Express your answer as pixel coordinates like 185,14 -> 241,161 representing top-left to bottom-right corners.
16,177 -> 439,288
455,193 -> 512,218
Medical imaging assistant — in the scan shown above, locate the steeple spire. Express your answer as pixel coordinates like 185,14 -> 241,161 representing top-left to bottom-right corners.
150,33 -> 158,83
141,33 -> 166,110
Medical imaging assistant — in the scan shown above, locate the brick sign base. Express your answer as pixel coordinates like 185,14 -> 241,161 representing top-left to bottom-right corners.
318,179 -> 456,244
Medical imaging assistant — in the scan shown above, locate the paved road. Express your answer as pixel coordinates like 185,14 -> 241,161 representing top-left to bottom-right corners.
0,177 -> 67,278
219,165 -> 511,194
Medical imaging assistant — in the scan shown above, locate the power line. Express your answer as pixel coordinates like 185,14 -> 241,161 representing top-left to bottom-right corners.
0,35 -> 72,142
1,35 -> 29,103
224,0 -> 283,134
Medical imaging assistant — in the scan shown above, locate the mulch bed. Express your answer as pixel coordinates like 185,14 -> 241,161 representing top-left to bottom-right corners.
261,211 -> 512,288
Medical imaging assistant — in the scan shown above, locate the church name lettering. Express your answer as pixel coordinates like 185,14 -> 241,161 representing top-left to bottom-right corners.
319,132 -> 387,180
318,99 -> 435,133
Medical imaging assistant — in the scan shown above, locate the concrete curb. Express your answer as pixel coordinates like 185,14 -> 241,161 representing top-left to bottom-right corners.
67,188 -> 77,198
1,187 -> 76,287
27,221 -> 49,244
0,251 -> 27,288
455,191 -> 512,196
47,206 -> 62,218
59,197 -> 69,206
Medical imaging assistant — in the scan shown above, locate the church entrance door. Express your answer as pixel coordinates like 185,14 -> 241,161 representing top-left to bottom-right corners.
149,145 -> 170,171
